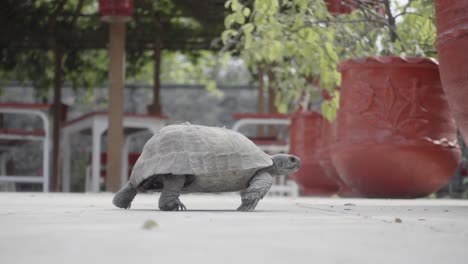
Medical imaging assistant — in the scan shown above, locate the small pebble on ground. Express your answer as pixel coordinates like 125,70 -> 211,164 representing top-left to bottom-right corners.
142,219 -> 159,230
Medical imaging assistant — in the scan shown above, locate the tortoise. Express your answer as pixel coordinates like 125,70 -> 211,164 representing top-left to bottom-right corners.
113,123 -> 301,211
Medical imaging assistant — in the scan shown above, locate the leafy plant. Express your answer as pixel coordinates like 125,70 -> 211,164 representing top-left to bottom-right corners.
222,0 -> 437,120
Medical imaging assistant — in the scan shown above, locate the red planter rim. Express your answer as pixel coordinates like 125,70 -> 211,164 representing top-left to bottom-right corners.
338,56 -> 438,72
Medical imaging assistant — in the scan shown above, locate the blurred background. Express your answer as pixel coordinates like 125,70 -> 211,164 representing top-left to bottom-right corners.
0,0 -> 467,198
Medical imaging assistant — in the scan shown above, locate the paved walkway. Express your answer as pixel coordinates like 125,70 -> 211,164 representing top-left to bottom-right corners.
0,192 -> 467,264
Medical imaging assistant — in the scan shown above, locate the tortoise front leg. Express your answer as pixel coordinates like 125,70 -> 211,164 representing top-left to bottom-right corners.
238,171 -> 273,212
159,174 -> 187,211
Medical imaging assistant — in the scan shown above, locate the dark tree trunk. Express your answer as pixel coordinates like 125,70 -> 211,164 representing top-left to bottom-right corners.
267,68 -> 278,114
257,65 -> 265,136
267,67 -> 278,137
149,41 -> 162,115
51,47 -> 62,192
383,0 -> 397,43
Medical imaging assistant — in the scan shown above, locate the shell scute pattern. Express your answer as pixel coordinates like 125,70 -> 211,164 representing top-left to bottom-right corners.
130,124 -> 272,188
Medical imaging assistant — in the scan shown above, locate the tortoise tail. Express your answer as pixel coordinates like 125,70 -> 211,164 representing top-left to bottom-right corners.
113,182 -> 137,209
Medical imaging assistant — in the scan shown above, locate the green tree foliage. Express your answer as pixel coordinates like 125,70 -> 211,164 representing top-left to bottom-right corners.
1,48 -> 108,100
223,0 -> 339,115
129,51 -> 252,87
0,0 -> 107,99
222,0 -> 436,120
0,0 -> 233,100
392,0 -> 437,56
333,0 -> 436,58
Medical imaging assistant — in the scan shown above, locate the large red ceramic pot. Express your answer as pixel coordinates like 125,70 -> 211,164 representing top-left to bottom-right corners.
319,119 -> 358,197
99,0 -> 134,22
325,0 -> 359,15
325,0 -> 384,16
332,56 -> 461,198
289,111 -> 339,195
435,0 -> 468,143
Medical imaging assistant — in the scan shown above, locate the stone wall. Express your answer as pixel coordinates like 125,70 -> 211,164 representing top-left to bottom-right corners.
1,83 -> 259,126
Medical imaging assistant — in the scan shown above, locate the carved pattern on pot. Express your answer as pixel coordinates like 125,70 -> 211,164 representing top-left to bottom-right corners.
349,77 -> 429,136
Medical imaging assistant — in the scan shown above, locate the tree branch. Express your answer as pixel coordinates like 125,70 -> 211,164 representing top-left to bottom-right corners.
47,0 -> 68,31
394,0 -> 416,19
382,0 -> 398,43
220,27 -> 244,53
70,0 -> 85,28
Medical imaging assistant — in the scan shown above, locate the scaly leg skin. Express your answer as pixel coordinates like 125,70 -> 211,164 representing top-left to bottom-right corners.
113,182 -> 137,209
237,171 -> 273,212
158,174 -> 187,211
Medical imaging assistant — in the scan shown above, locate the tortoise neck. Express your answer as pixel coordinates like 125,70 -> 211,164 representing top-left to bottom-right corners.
262,162 -> 281,177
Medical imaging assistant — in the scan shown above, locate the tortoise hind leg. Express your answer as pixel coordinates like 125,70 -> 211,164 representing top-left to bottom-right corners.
238,171 -> 273,211
113,182 -> 137,209
159,174 -> 187,211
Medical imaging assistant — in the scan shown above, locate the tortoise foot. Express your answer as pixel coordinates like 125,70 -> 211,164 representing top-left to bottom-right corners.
237,196 -> 260,212
159,198 -> 187,211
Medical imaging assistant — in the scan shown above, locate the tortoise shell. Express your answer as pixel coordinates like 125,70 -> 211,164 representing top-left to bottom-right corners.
129,123 -> 273,192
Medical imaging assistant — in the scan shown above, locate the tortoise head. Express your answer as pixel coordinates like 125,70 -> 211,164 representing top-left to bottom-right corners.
270,154 -> 301,176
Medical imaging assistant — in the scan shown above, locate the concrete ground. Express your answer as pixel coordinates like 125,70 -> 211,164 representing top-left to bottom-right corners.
0,192 -> 467,264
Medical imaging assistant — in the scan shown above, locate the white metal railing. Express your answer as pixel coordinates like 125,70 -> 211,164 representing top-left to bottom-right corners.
0,104 -> 51,192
